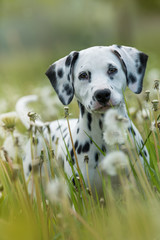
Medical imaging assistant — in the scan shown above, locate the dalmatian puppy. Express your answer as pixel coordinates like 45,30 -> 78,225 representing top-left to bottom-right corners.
17,45 -> 149,197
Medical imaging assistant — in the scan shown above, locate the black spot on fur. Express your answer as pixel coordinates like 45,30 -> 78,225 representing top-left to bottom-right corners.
52,135 -> 55,141
63,127 -> 67,133
82,142 -> 90,153
129,127 -> 136,136
65,55 -> 71,66
57,68 -> 64,78
99,119 -> 103,130
95,152 -> 99,162
63,133 -> 68,139
88,71 -> 91,83
29,164 -> 32,172
56,125 -> 62,131
75,140 -> 78,150
87,113 -> 92,131
129,73 -> 137,84
67,74 -> 70,81
116,45 -> 122,48
139,53 -> 148,68
138,66 -> 143,74
143,149 -> 148,157
72,52 -> 79,65
77,128 -> 79,134
79,102 -> 85,117
112,50 -> 121,58
63,83 -> 73,96
68,149 -> 75,165
92,96 -> 96,101
72,173 -> 79,186
72,177 -> 76,186
121,59 -> 127,77
70,149 -> 74,158
77,145 -> 82,154
47,70 -> 57,87
45,64 -> 57,85
102,145 -> 106,153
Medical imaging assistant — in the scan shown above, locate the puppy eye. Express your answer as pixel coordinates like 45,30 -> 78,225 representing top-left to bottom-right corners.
107,67 -> 118,75
78,71 -> 89,80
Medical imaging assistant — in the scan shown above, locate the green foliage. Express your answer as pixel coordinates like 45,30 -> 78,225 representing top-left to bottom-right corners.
0,86 -> 160,239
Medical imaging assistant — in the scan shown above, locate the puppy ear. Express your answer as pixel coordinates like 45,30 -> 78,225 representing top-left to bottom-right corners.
45,51 -> 79,105
111,45 -> 148,94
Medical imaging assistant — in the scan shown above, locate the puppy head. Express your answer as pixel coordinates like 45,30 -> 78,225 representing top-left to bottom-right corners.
46,45 -> 148,113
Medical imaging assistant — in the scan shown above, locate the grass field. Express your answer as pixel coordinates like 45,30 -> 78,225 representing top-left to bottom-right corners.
0,61 -> 160,240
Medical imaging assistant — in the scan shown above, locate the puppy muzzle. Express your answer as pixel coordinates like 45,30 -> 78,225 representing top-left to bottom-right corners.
94,89 -> 111,106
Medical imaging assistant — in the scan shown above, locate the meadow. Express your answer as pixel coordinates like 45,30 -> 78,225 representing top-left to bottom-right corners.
1,1 -> 160,239
0,60 -> 160,240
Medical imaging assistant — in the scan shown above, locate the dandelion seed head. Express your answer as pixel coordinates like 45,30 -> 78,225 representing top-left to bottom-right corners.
64,106 -> 69,118
103,109 -> 129,145
152,100 -> 159,111
0,112 -> 18,131
46,178 -> 67,204
145,90 -> 150,102
28,111 -> 39,122
136,108 -> 150,123
99,151 -> 129,176
154,80 -> 160,90
150,121 -> 160,132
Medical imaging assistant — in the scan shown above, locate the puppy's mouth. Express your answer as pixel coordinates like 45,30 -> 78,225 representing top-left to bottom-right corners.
92,101 -> 113,112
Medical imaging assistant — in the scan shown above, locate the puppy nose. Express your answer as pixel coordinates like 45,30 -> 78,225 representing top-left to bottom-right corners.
94,89 -> 111,105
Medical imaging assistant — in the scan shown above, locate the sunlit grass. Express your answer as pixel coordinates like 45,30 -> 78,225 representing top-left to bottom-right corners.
0,78 -> 160,240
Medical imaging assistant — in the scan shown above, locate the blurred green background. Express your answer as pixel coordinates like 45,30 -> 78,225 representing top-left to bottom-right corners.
0,0 -> 160,113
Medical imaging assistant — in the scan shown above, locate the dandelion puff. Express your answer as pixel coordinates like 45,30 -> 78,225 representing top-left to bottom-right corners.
0,112 -> 17,131
136,108 -> 150,123
99,151 -> 129,176
150,120 -> 160,132
1,132 -> 26,161
103,109 -> 129,145
46,178 -> 68,204
129,107 -> 137,118
154,80 -> 160,90
28,111 -> 39,123
152,100 -> 159,111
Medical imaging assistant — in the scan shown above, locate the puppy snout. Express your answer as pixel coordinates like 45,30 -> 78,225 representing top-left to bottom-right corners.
94,89 -> 111,106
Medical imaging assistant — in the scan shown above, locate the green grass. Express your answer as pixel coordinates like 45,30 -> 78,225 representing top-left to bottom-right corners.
0,71 -> 160,239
